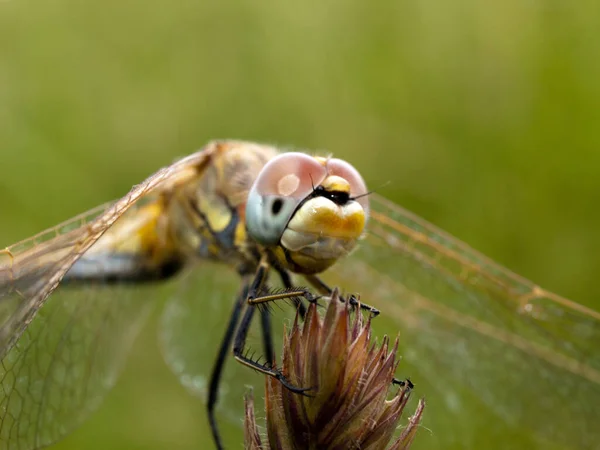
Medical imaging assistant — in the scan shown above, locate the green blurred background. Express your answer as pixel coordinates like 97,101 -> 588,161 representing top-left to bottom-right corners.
1,0 -> 599,449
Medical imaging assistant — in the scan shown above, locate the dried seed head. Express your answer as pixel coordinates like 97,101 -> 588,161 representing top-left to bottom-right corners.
244,288 -> 425,450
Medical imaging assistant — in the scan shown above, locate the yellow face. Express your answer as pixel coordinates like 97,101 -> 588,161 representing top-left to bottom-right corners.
245,152 -> 369,274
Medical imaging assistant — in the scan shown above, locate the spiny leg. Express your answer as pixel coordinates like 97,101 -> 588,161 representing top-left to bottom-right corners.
276,267 -> 308,320
233,259 -> 313,394
257,266 -> 311,382
304,273 -> 380,316
259,307 -> 275,365
247,262 -> 318,311
207,281 -> 249,450
233,300 -> 313,394
248,288 -> 319,309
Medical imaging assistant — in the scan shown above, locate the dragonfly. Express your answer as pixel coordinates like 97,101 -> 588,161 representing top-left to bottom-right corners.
0,140 -> 599,450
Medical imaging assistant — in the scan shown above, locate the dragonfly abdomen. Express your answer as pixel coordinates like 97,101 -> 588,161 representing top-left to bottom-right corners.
63,252 -> 184,284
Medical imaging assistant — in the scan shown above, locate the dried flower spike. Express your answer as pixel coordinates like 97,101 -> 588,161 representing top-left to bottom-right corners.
244,288 -> 425,450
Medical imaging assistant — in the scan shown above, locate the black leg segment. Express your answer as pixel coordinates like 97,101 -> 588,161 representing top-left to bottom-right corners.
207,282 -> 249,450
276,268 -> 308,320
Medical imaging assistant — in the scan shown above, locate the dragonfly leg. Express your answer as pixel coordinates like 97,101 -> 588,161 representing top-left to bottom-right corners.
259,306 -> 275,365
392,377 -> 414,390
233,301 -> 313,395
233,260 -> 313,394
276,267 -> 308,320
247,287 -> 320,309
304,274 -> 380,317
207,281 -> 250,450
258,269 -> 299,369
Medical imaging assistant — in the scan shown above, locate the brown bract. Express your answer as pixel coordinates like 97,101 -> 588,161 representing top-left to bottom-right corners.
245,289 -> 425,450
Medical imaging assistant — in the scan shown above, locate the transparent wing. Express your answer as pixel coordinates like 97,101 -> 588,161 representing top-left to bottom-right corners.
323,194 -> 600,450
0,147 -> 211,358
0,146 -> 214,449
0,203 -> 112,346
0,283 -> 158,449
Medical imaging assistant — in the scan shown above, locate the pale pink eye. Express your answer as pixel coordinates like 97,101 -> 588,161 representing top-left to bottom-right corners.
254,152 -> 328,200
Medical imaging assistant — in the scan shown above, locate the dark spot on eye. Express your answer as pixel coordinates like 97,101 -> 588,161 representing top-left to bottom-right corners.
272,198 -> 283,215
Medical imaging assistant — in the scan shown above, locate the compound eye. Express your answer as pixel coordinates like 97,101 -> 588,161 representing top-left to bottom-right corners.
327,158 -> 370,214
246,153 -> 328,245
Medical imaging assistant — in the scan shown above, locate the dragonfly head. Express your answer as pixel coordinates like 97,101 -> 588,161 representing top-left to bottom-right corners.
246,152 -> 369,274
